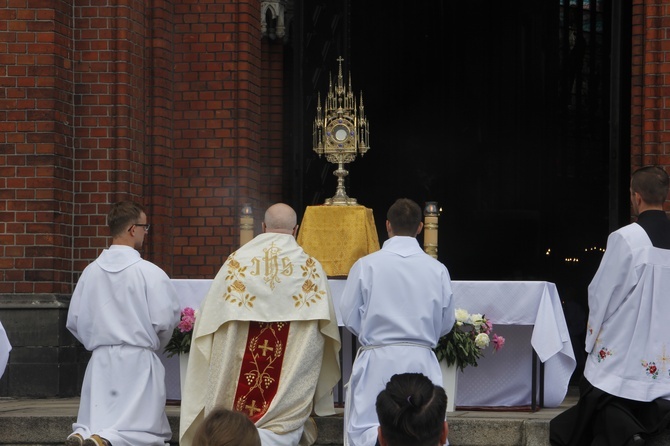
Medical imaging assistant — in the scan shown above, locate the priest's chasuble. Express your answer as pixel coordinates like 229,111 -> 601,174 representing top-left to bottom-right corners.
180,233 -> 341,446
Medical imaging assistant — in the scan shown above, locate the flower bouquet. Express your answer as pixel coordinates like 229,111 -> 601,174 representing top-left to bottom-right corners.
433,308 -> 505,371
164,307 -> 196,358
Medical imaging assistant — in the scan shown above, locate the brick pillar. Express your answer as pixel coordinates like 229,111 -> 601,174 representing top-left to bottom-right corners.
261,38 -> 284,205
145,1 -> 176,271
0,1 -> 75,294
0,1 -> 79,397
631,0 -> 670,184
172,0 -> 263,278
72,0 -> 152,273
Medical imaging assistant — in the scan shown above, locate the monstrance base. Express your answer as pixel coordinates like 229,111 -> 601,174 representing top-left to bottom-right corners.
325,196 -> 358,206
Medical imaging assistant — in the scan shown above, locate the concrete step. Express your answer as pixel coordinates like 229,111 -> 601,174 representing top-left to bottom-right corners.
2,396 -> 670,446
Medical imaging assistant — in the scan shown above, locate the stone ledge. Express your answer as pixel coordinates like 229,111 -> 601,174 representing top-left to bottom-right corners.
0,413 -> 543,446
0,294 -> 70,309
2,412 -> 670,445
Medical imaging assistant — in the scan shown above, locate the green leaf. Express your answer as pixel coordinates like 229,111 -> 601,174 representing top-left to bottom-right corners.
164,327 -> 192,357
433,320 -> 488,371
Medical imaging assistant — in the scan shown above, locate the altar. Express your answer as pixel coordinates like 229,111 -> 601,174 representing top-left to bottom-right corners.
162,278 -> 575,409
450,281 -> 575,408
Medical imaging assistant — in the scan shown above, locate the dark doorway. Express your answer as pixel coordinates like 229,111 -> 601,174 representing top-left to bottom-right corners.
299,1 -> 614,276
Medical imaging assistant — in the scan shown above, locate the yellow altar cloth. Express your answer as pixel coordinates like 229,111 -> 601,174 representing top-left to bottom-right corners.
297,205 -> 380,277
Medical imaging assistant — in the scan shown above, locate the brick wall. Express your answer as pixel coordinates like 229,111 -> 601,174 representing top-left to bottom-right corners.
0,1 -> 75,294
0,0 -> 276,291
72,0 -> 149,275
631,0 -> 670,181
171,0 -> 263,278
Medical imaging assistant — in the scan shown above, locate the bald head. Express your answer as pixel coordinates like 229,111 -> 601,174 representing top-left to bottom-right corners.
263,203 -> 298,235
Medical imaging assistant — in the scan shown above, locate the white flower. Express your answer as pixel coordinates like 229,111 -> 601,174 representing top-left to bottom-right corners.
474,333 -> 490,348
470,313 -> 484,329
455,308 -> 470,324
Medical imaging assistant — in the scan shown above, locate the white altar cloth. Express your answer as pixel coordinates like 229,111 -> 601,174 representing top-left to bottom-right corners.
162,279 -> 575,408
451,281 -> 575,408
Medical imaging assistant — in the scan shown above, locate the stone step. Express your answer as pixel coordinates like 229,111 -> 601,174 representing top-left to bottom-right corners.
2,397 -> 670,446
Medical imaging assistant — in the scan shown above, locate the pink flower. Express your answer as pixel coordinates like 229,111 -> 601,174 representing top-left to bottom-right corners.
178,319 -> 193,333
178,307 -> 196,333
483,320 -> 493,334
492,334 -> 505,352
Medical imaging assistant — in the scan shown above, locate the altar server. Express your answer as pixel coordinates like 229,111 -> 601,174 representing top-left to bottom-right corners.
179,203 -> 341,446
66,201 -> 180,446
340,198 -> 455,446
550,166 -> 670,446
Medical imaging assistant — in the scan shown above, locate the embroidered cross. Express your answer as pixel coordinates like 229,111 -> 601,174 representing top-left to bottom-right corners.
245,400 -> 261,416
657,344 -> 670,374
258,339 -> 274,356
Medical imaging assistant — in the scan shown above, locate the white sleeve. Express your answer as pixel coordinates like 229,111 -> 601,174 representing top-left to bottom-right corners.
145,264 -> 181,349
66,267 -> 90,344
585,231 -> 636,353
338,260 -> 364,337
439,267 -> 456,337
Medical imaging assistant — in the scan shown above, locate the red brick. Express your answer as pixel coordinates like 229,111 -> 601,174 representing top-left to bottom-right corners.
0,0 -> 271,290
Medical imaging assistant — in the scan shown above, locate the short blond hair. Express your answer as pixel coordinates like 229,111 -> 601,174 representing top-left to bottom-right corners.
192,408 -> 261,446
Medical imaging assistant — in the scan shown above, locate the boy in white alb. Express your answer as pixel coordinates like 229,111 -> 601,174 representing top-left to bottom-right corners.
66,201 -> 180,446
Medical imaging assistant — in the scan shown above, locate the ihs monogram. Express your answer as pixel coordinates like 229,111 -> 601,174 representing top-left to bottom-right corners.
251,242 -> 293,290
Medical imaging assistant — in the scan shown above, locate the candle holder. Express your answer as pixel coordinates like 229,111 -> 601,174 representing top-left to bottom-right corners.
423,202 -> 439,259
240,204 -> 254,247
312,57 -> 370,206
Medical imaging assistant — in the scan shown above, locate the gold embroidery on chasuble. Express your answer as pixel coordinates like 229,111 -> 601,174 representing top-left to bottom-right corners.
223,255 -> 256,309
234,321 -> 290,422
222,245 -> 326,311
293,257 -> 327,308
250,242 -> 294,290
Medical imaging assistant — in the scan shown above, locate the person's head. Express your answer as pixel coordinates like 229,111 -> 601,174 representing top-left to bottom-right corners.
375,373 -> 448,446
107,201 -> 149,249
192,408 -> 261,446
386,198 -> 423,237
631,166 -> 670,215
262,203 -> 298,236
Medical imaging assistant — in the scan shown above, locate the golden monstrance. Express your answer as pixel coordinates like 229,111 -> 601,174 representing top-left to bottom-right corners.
312,57 -> 370,205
